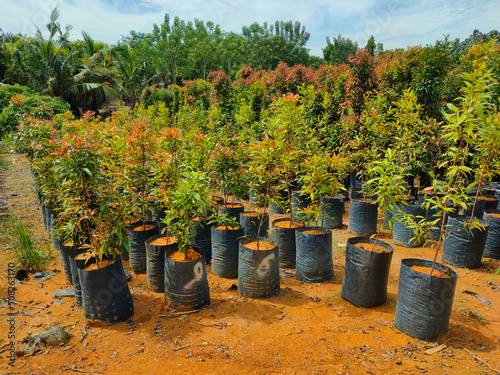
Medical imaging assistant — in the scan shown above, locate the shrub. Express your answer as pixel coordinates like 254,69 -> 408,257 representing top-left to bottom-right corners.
207,70 -> 232,100
182,79 -> 211,110
0,84 -> 70,138
0,84 -> 35,111
410,41 -> 455,119
139,86 -> 175,109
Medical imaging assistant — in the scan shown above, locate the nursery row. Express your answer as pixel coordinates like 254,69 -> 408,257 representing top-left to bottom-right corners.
33,173 -> 500,344
8,41 -> 500,343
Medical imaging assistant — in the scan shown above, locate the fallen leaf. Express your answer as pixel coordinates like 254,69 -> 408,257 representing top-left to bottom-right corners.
425,344 -> 447,355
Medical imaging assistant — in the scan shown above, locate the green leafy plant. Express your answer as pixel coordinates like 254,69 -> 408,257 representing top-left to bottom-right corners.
121,118 -> 157,228
465,58 -> 500,222
366,148 -> 409,231
365,148 -> 435,248
297,152 -> 347,229
489,266 -> 500,285
209,212 -> 239,230
270,92 -> 309,225
494,266 -> 500,279
0,153 -> 11,170
54,133 -> 132,263
149,126 -> 184,235
163,169 -> 212,259
0,214 -> 54,272
247,133 -> 282,247
208,141 -> 245,205
0,84 -> 70,139
422,48 -> 497,273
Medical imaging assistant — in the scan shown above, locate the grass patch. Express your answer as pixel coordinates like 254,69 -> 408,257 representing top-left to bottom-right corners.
0,152 -> 10,170
0,214 -> 55,272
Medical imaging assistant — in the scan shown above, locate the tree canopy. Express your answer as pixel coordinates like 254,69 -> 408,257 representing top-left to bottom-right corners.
0,6 -> 498,122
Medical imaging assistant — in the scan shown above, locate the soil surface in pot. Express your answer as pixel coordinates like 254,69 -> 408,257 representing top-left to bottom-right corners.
303,229 -> 326,235
479,196 -> 497,201
1,153 -> 499,375
410,265 -> 454,278
149,236 -> 175,246
168,248 -> 202,262
83,259 -> 117,271
214,225 -> 240,230
420,187 -> 439,194
124,218 -> 141,225
75,253 -> 91,261
194,217 -> 209,222
132,223 -> 157,232
355,198 -> 374,203
355,242 -> 390,253
274,220 -> 302,228
221,203 -> 242,208
243,241 -> 275,250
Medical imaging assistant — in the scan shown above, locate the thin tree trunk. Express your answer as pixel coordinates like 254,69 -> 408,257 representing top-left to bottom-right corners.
172,57 -> 177,85
430,138 -> 466,274
469,150 -> 492,224
256,167 -> 272,250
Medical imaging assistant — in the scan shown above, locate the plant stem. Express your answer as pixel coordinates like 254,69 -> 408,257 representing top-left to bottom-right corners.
430,138 -> 465,274
286,168 -> 293,228
141,144 -> 146,231
370,207 -> 382,252
469,150 -> 492,224
431,198 -> 449,274
256,166 -> 272,250
320,195 -> 326,231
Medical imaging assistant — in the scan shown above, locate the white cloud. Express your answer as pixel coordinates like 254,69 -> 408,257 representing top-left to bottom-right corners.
1,0 -> 498,54
59,1 -> 164,43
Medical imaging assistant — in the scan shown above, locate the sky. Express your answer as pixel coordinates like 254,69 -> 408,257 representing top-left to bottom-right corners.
1,0 -> 499,57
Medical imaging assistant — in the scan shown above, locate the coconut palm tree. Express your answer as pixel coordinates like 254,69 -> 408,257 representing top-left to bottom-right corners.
67,32 -> 120,113
111,44 -> 152,110
3,8 -> 121,115
19,7 -> 76,98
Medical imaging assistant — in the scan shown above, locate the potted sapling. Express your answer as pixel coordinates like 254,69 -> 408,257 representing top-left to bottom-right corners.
446,59 -> 499,265
294,152 -> 346,283
237,133 -> 280,298
162,169 -> 212,309
341,148 -> 406,307
210,141 -> 246,223
394,53 -> 496,341
54,134 -> 134,323
144,127 -> 184,292
121,119 -> 159,273
210,212 -> 243,279
269,93 -> 309,267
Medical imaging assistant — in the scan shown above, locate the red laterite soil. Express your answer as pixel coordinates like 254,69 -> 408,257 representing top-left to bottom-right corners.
0,153 -> 499,374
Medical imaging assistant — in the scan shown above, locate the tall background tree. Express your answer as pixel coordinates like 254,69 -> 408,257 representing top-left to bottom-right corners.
241,20 -> 310,70
184,19 -> 223,80
149,14 -> 188,85
323,34 -> 358,65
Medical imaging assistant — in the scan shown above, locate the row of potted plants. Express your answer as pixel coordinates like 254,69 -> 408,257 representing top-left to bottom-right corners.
10,45 -> 500,343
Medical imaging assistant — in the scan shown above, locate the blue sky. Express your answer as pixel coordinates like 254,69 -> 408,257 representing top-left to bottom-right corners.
2,0 -> 499,57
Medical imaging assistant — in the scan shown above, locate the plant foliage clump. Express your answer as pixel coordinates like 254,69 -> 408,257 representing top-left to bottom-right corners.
0,214 -> 55,272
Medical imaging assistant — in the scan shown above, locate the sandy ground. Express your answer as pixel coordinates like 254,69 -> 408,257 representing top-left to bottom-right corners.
0,152 -> 499,375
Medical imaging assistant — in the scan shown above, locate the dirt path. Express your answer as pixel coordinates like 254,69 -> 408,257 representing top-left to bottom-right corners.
0,153 -> 499,375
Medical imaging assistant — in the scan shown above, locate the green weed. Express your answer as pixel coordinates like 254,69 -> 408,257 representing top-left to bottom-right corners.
493,266 -> 500,279
460,306 -> 486,323
0,214 -> 55,272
